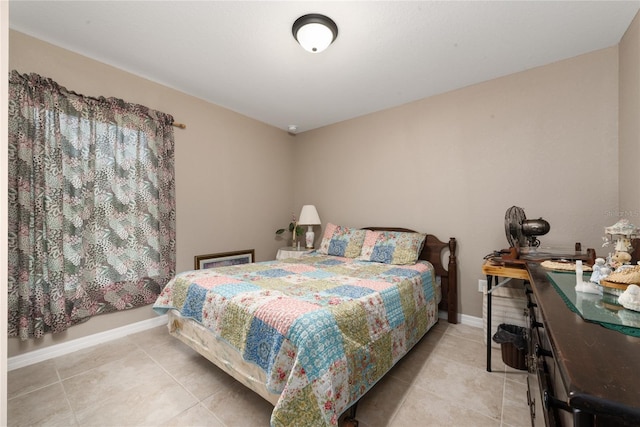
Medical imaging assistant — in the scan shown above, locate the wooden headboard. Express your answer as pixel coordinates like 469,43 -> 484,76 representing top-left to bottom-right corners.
364,227 -> 458,324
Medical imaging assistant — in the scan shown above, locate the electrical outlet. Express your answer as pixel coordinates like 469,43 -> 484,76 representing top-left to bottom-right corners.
478,279 -> 487,292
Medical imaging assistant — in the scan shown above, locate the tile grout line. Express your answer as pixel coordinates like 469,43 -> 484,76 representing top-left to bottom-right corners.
135,342 -> 229,426
449,325 -> 512,426
6,380 -> 61,401
500,370 -> 507,427
56,365 -> 81,427
7,360 -> 64,401
409,349 -> 507,422
136,343 -> 202,402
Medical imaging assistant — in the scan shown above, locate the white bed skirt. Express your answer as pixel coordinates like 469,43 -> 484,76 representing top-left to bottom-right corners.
167,309 -> 280,406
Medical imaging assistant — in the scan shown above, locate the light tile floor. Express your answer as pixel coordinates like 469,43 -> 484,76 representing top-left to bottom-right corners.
8,321 -> 530,427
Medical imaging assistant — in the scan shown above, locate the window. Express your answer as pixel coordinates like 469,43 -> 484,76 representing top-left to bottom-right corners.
8,71 -> 176,339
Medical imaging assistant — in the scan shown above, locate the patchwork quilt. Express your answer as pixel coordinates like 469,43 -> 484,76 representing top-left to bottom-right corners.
153,253 -> 440,426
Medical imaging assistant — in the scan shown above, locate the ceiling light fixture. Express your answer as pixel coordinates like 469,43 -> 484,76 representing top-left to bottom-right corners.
292,14 -> 338,53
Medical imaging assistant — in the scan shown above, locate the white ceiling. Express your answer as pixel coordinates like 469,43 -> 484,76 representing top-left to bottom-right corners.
9,1 -> 640,133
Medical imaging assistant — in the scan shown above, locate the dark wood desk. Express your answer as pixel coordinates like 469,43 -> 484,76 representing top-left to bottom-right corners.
526,262 -> 640,426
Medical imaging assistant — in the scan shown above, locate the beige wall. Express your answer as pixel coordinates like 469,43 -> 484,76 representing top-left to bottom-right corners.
294,47 -> 620,319
8,31 -> 296,357
619,12 -> 640,217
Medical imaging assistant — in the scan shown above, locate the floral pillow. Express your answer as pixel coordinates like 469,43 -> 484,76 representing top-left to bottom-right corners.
357,230 -> 426,265
317,223 -> 367,258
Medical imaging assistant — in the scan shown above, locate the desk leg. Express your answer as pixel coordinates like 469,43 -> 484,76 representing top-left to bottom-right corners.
486,274 -> 493,372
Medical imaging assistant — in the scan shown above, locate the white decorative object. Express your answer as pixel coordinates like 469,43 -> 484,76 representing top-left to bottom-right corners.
575,280 -> 601,294
602,219 -> 638,269
298,205 -> 322,249
604,219 -> 639,237
576,260 -> 601,294
576,260 -> 583,283
589,258 -> 611,284
618,284 -> 640,312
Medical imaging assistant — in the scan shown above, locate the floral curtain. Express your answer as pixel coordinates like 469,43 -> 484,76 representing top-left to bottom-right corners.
8,70 -> 176,339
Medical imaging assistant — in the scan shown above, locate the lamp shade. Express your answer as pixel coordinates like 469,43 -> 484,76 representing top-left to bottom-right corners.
292,14 -> 338,53
298,205 -> 321,225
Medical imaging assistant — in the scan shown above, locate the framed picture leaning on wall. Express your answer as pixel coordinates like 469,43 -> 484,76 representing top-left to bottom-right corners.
194,249 -> 255,270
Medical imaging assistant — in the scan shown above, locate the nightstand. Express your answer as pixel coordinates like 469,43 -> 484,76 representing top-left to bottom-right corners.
276,247 -> 313,260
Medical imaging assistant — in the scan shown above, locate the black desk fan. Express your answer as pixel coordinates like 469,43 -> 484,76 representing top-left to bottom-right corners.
504,206 -> 550,250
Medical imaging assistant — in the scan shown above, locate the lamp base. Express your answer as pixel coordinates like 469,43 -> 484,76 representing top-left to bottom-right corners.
305,227 -> 315,249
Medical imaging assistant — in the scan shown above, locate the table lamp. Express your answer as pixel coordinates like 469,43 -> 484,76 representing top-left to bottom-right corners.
298,205 -> 321,249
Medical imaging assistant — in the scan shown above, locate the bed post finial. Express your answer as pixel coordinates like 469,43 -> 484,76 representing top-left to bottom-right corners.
447,237 -> 458,324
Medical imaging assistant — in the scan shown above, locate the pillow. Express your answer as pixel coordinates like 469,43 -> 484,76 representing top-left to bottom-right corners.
317,223 -> 367,258
357,230 -> 426,265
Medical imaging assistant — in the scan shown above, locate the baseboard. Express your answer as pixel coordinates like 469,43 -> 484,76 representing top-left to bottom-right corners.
438,310 -> 482,328
7,314 -> 168,371
460,313 -> 483,328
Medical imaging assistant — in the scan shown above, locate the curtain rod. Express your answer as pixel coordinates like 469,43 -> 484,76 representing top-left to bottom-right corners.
172,122 -> 186,129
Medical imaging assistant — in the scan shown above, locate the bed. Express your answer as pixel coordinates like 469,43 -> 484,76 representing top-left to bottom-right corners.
153,226 -> 457,426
